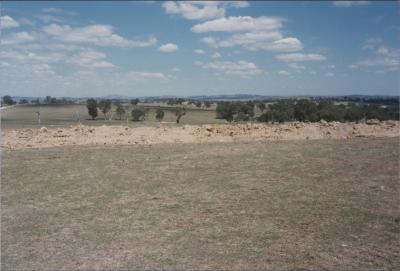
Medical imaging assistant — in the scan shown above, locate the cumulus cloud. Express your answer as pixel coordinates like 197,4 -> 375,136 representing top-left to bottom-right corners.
126,71 -> 168,80
325,72 -> 335,77
276,53 -> 326,62
159,43 -> 178,52
195,48 -> 205,54
42,7 -> 78,16
1,32 -> 36,45
191,16 -> 282,33
163,1 -> 249,21
288,63 -> 305,70
43,24 -> 157,48
333,1 -> 369,7
278,70 -> 290,75
1,15 -> 20,29
351,41 -> 400,72
69,50 -> 115,69
195,60 -> 261,76
194,16 -> 302,53
35,14 -> 64,24
211,52 -> 221,58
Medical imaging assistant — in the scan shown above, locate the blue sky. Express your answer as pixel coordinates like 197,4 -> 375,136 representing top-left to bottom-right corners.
0,1 -> 399,97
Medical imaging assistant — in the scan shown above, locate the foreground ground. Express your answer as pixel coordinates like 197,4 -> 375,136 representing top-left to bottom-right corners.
2,138 -> 399,269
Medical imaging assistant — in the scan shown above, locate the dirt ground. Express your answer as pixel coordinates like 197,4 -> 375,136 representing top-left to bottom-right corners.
1,138 -> 399,270
1,120 -> 399,149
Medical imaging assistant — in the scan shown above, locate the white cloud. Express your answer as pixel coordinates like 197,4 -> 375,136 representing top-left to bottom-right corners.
163,1 -> 225,21
43,24 -> 157,48
278,70 -> 290,75
191,16 -> 282,33
195,48 -> 205,54
69,50 -> 115,69
162,1 -> 249,21
35,14 -> 63,23
211,52 -> 221,58
1,32 -> 36,45
350,44 -> 400,71
333,1 -> 370,7
325,72 -> 335,77
1,15 -> 20,29
171,67 -> 181,72
288,63 -> 305,70
42,7 -> 78,16
159,43 -> 178,52
201,31 -> 298,51
195,60 -> 261,76
195,16 -> 302,53
276,53 -> 326,62
126,71 -> 168,80
362,37 -> 382,50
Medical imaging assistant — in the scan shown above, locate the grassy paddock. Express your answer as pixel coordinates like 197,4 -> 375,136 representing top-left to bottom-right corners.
1,104 -> 225,130
1,138 -> 399,269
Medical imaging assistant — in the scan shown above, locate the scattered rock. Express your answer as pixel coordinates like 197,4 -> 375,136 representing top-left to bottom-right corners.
366,119 -> 380,125
39,127 -> 48,133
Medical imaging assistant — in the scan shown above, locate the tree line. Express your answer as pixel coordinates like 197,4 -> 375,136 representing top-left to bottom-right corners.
86,98 -> 186,123
216,99 -> 399,123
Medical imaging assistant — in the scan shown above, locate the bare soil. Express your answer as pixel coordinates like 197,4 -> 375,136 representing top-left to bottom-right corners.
1,120 -> 399,150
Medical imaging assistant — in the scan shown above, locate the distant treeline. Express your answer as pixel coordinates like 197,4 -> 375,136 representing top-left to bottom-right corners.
216,100 -> 400,123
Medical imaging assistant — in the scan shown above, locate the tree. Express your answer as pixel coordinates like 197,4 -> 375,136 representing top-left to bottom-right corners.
45,96 -> 52,104
131,108 -> 146,121
344,103 -> 363,122
174,107 -> 186,123
257,102 -> 266,112
294,100 -> 319,122
258,101 -> 294,123
130,98 -> 139,106
19,99 -> 29,104
155,108 -> 165,122
86,99 -> 98,120
115,102 -> 125,120
195,101 -> 202,108
216,102 -> 238,122
204,101 -> 212,108
2,95 -> 15,105
98,99 -> 112,120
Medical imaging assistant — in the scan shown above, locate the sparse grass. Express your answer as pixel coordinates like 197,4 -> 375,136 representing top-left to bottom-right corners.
1,138 -> 399,269
1,104 -> 226,130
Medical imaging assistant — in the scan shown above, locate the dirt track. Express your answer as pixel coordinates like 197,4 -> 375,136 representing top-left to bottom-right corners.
1,120 -> 399,150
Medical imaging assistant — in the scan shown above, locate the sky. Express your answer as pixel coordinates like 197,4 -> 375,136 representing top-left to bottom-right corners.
0,1 -> 399,97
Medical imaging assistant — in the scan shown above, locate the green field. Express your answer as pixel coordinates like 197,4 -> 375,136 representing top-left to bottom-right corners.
2,138 -> 399,269
1,104 -> 226,130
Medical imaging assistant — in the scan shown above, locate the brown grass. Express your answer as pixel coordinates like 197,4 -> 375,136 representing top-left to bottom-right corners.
1,138 -> 399,269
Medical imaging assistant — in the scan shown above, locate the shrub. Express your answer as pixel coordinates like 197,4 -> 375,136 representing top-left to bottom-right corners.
155,108 -> 165,121
131,108 -> 146,121
86,99 -> 98,120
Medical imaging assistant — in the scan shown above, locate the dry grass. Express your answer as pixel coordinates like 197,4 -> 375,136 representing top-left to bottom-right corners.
1,104 -> 225,130
1,138 -> 399,269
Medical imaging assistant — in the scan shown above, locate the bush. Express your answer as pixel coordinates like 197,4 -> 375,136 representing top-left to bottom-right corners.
98,99 -> 112,119
131,108 -> 146,121
86,99 -> 98,120
115,102 -> 125,120
155,108 -> 165,121
216,102 -> 237,122
2,95 -> 15,105
174,107 -> 186,123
